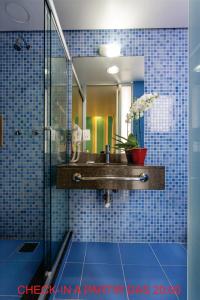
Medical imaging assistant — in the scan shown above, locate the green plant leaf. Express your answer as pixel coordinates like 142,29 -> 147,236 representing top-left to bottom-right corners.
113,132 -> 139,150
114,134 -> 129,141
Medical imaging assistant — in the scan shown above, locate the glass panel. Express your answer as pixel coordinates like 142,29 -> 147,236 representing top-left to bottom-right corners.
44,4 -> 70,270
189,0 -> 200,298
50,16 -> 69,266
44,2 -> 51,270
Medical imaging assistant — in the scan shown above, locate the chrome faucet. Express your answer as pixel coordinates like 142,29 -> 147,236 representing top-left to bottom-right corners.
105,144 -> 110,164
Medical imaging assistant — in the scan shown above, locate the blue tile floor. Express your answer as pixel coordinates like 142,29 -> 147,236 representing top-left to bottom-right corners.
0,240 -> 43,299
51,242 -> 187,300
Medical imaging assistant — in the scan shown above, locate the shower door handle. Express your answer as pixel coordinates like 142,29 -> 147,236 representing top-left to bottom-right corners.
73,173 -> 149,183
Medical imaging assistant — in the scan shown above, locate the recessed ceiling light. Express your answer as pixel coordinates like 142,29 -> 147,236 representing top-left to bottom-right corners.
107,65 -> 119,75
99,43 -> 121,57
194,65 -> 200,72
5,2 -> 30,24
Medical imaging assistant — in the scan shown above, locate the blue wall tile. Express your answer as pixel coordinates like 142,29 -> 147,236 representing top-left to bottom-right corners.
0,28 -> 188,244
64,28 -> 188,243
0,32 -> 44,239
0,30 -> 71,242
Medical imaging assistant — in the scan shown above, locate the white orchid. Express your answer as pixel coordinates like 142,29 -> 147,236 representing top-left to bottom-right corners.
126,93 -> 159,123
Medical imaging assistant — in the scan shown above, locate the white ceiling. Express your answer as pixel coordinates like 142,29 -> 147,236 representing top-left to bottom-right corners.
73,56 -> 144,85
0,0 -> 188,31
55,0 -> 188,30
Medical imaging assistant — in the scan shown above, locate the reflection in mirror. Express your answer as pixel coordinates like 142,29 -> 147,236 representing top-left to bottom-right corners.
72,56 -> 144,153
86,85 -> 117,153
72,72 -> 83,129
50,56 -> 68,162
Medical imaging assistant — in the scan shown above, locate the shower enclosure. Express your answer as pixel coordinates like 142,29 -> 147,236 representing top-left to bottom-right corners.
0,0 -> 71,297
189,0 -> 200,298
44,0 -> 71,272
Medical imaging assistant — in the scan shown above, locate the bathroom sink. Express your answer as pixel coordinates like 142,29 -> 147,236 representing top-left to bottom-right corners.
56,163 -> 165,190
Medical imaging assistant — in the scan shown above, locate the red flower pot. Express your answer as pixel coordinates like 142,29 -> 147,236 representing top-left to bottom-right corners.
126,148 -> 147,165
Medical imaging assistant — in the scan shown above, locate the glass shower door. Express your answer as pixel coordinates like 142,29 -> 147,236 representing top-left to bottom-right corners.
44,2 -> 70,272
189,0 -> 200,298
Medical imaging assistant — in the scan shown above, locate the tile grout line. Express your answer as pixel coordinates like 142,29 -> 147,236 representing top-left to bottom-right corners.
65,261 -> 186,267
117,243 -> 130,300
72,241 -> 187,245
160,264 -> 187,267
78,242 -> 87,300
148,243 -> 179,300
52,240 -> 73,300
66,261 -> 120,265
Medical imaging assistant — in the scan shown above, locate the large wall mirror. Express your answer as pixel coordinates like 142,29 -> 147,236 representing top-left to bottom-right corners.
72,56 -> 144,153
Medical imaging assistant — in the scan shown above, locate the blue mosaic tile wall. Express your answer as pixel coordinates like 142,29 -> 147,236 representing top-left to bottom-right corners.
0,32 -> 44,239
0,29 -> 70,242
0,28 -> 188,244
64,28 -> 188,243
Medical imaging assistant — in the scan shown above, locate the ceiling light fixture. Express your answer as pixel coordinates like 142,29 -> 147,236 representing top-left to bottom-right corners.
99,43 -> 121,57
5,2 -> 30,24
194,65 -> 200,72
107,65 -> 119,75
